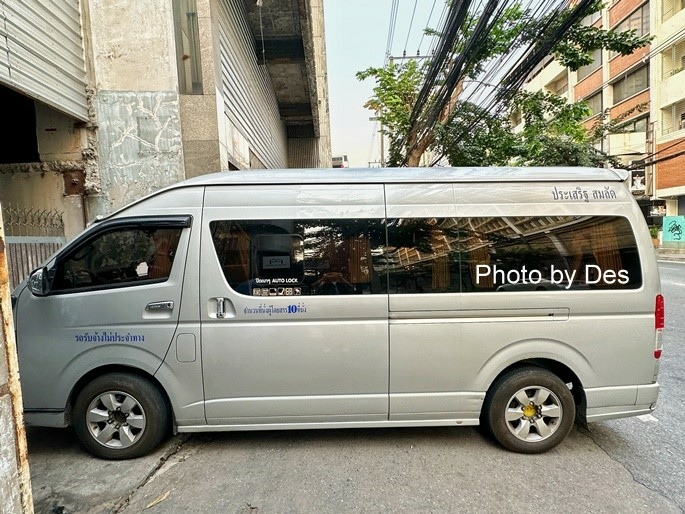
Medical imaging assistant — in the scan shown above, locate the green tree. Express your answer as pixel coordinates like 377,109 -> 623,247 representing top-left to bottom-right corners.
356,59 -> 424,166
357,0 -> 652,167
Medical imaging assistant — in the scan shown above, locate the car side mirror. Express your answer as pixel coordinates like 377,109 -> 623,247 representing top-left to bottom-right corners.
28,268 -> 49,297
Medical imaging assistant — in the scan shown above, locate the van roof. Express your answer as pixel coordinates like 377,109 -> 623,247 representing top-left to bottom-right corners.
178,166 -> 628,186
103,167 -> 630,222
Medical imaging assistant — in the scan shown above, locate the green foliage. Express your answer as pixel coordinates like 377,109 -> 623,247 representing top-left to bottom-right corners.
457,5 -> 530,78
435,91 -> 612,167
356,60 -> 424,166
356,0 -> 653,167
434,102 -> 518,166
510,91 -> 608,166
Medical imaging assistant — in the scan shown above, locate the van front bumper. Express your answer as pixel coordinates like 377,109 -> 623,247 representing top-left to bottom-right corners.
24,410 -> 68,428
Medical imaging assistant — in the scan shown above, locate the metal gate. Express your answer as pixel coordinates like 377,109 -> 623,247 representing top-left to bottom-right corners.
1,204 -> 66,289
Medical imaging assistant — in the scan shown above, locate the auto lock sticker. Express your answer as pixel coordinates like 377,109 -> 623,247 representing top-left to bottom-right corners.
251,277 -> 302,296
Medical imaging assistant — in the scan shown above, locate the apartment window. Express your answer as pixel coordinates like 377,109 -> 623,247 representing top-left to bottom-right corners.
616,116 -> 648,133
546,76 -> 568,96
661,99 -> 685,134
173,0 -> 203,94
584,92 -> 603,117
661,39 -> 685,79
613,66 -> 648,103
577,49 -> 602,81
555,80 -> 569,96
581,10 -> 602,26
610,5 -> 649,59
616,5 -> 649,35
510,109 -> 522,127
663,0 -> 685,22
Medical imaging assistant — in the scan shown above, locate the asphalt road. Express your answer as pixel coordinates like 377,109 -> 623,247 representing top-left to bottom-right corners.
26,260 -> 685,513
581,259 -> 685,510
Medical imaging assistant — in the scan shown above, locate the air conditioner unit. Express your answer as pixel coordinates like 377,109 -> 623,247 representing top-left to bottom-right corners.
680,112 -> 685,130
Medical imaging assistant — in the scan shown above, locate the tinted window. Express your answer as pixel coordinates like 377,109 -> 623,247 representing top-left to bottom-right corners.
210,219 -> 387,296
52,227 -> 183,291
387,216 -> 641,293
386,218 -> 461,294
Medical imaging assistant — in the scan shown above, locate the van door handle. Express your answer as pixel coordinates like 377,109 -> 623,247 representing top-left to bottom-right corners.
210,297 -> 235,318
216,297 -> 226,318
146,301 -> 174,312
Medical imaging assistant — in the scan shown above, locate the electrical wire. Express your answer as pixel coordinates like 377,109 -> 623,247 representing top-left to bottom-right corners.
417,0 -> 684,169
427,0 -> 449,57
385,0 -> 400,64
417,0 -> 438,55
406,0 -> 559,161
403,0 -> 419,56
410,0 -> 600,166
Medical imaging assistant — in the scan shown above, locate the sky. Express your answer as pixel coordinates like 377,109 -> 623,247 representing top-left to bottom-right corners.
323,1 -> 440,167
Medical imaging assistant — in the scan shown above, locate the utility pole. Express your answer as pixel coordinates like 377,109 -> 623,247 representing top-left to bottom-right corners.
369,115 -> 385,167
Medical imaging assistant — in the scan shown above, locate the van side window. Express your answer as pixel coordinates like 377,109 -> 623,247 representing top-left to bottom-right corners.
387,216 -> 641,293
209,219 -> 387,296
386,218 -> 460,294
52,227 -> 183,292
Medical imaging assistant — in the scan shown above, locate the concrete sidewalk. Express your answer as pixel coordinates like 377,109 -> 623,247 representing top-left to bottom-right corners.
26,426 -> 187,513
656,247 -> 685,262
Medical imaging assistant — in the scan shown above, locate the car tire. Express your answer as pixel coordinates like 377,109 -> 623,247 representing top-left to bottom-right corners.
483,367 -> 575,454
73,372 -> 170,460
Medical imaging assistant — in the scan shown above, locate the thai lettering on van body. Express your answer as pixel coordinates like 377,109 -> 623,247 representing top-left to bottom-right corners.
74,331 -> 145,343
551,186 -> 618,202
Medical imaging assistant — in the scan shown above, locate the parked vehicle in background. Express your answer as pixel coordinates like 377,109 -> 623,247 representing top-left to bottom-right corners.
12,167 -> 663,459
332,155 -> 349,168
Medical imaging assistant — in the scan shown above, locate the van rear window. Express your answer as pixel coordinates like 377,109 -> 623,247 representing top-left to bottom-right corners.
387,216 -> 642,293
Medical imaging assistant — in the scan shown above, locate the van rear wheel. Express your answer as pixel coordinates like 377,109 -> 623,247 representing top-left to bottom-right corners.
484,367 -> 575,454
73,373 -> 169,459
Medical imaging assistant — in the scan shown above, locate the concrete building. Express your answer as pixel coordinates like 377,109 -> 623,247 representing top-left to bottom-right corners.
652,0 -> 685,217
0,0 -> 331,240
519,0 -> 685,224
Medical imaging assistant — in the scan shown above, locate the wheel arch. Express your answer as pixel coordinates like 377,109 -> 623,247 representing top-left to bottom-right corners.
65,364 -> 173,428
484,358 -> 587,424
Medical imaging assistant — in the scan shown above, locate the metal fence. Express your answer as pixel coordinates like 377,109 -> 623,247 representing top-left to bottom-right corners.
1,204 -> 66,289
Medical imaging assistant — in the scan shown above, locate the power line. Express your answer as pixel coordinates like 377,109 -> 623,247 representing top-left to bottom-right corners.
402,0 -> 419,56
421,0 -> 599,166
409,0 -> 570,162
427,0 -> 449,57
417,0 -> 438,55
385,0 -> 400,64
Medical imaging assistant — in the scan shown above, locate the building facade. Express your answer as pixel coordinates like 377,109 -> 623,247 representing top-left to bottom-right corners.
652,0 -> 685,218
520,0 -> 685,227
0,0 -> 331,239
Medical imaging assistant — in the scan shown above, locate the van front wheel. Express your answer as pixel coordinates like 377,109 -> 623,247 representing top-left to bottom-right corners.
484,367 -> 575,454
73,373 -> 169,459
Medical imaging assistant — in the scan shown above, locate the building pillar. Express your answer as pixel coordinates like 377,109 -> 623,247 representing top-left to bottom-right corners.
0,208 -> 34,514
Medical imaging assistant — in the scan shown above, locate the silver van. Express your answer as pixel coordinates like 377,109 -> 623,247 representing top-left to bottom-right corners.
12,167 -> 664,459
